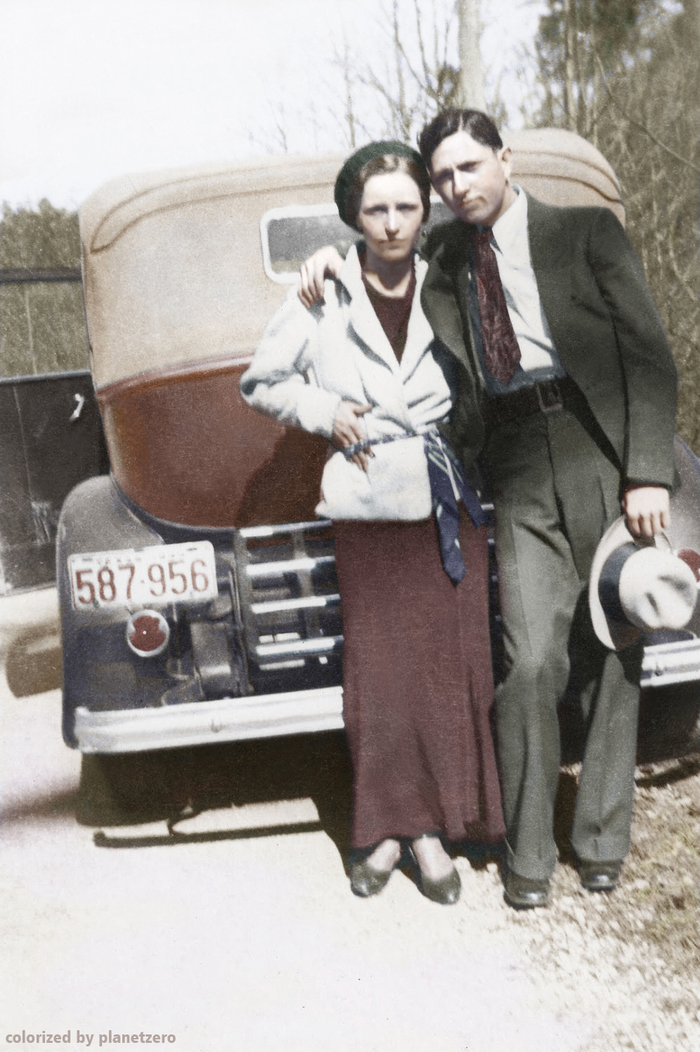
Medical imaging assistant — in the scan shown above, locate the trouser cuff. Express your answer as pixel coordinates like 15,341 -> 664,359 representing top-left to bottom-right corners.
571,836 -> 630,864
506,840 -> 557,882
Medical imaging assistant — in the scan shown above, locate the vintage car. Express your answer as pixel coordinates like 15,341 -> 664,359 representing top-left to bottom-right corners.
57,129 -> 700,764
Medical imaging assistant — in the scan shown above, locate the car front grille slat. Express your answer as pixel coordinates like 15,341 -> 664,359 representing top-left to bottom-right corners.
246,555 -> 336,578
233,520 -> 343,686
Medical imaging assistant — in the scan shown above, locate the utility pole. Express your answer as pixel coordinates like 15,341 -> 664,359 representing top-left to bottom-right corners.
563,0 -> 577,132
457,0 -> 486,110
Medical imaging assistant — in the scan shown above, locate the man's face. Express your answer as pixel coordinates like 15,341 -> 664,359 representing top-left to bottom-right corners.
429,130 -> 515,228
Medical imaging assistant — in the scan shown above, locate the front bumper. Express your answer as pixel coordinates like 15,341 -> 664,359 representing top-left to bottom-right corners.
641,637 -> 700,689
74,685 -> 344,753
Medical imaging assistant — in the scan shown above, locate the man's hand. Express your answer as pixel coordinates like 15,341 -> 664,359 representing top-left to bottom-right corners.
298,247 -> 344,308
622,484 -> 671,538
333,401 -> 372,472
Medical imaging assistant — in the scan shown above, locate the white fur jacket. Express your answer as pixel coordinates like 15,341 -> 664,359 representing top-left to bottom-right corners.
239,244 -> 458,520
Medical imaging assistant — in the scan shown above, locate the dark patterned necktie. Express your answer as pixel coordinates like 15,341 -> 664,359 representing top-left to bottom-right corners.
473,228 -> 521,384
424,432 -> 486,584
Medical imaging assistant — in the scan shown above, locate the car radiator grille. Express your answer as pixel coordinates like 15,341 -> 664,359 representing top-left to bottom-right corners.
233,520 -> 343,689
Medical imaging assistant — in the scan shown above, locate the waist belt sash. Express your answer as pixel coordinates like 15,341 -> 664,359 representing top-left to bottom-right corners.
343,429 -> 486,583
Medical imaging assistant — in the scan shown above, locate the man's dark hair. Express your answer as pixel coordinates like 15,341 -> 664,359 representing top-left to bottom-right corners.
418,109 -> 503,168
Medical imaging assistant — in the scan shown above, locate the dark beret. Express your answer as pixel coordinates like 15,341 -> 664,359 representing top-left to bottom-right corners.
334,140 -> 427,227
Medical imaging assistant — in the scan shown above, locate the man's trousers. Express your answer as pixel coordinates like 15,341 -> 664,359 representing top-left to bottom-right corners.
484,399 -> 643,881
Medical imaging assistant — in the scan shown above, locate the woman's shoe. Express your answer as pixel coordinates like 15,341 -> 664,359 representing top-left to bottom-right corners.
350,858 -> 396,898
408,836 -> 462,905
416,865 -> 462,905
350,839 -> 403,898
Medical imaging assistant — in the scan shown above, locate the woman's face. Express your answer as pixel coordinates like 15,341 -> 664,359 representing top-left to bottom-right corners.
356,170 -> 424,266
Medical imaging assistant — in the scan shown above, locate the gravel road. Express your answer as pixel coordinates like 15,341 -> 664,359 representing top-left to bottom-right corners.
1,588 -> 699,1052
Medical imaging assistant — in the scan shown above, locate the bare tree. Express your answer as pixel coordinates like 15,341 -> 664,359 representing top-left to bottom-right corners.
245,1 -> 472,154
532,0 -> 700,451
330,37 -> 370,149
533,0 -> 664,136
351,0 -> 461,143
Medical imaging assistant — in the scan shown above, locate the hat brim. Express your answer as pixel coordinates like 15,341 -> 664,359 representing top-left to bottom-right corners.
589,517 -> 671,650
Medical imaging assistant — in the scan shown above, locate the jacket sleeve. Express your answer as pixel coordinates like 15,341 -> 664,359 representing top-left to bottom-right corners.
587,207 -> 678,488
240,285 -> 342,440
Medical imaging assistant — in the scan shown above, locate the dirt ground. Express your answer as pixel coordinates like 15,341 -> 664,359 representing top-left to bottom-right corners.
509,757 -> 700,1051
1,587 -> 699,1052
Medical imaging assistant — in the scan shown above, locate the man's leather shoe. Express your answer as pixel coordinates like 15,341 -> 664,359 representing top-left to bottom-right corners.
578,860 -> 621,892
504,871 -> 550,909
350,858 -> 395,898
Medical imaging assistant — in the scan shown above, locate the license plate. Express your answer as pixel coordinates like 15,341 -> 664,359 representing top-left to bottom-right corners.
68,541 -> 218,611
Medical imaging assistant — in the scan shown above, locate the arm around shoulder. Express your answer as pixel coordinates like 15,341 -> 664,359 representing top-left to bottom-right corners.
298,246 -> 345,308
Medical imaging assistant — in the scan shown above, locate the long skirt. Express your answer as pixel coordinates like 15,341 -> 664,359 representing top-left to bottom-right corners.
333,513 -> 505,850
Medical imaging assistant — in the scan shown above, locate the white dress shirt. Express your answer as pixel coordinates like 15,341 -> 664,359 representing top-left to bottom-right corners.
489,186 -> 559,373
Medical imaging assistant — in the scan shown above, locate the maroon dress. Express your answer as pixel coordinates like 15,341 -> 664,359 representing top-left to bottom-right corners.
335,273 -> 505,850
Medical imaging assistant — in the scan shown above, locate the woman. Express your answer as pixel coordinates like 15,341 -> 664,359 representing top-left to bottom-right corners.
241,141 -> 504,904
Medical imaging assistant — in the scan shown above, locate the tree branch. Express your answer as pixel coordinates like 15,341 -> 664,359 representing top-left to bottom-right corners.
595,54 -> 700,176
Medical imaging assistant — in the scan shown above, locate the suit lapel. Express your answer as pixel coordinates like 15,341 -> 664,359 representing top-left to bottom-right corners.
420,222 -> 475,371
340,249 -> 443,383
339,246 -> 401,375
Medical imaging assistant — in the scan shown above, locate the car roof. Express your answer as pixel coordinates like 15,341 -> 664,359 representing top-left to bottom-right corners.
80,129 -> 623,390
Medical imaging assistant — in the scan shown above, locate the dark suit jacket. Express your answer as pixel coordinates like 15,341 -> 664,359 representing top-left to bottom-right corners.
420,194 -> 678,490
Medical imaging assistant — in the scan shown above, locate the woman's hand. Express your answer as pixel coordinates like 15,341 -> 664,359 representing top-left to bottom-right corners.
298,247 -> 344,308
622,484 -> 671,538
333,401 -> 372,472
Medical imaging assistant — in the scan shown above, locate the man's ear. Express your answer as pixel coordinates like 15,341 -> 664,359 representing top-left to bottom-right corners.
499,145 -> 513,181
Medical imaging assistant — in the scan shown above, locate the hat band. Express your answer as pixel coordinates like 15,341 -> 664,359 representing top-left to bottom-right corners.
598,542 -> 637,627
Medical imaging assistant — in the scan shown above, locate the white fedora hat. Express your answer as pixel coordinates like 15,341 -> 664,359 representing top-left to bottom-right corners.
589,517 -> 699,650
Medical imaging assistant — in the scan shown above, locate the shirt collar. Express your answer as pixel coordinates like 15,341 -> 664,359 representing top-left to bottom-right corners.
488,184 -> 526,255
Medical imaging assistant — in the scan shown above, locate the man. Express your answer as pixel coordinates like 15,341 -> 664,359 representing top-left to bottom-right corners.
300,110 -> 678,908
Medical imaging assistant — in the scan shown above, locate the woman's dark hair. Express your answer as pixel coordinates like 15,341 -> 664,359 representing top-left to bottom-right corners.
418,109 -> 503,168
345,154 -> 432,232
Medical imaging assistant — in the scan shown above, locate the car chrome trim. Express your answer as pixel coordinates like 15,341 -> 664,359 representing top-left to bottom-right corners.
641,638 -> 700,688
74,686 -> 344,754
255,635 -> 343,658
251,593 -> 341,614
239,519 -> 331,538
246,555 -> 336,578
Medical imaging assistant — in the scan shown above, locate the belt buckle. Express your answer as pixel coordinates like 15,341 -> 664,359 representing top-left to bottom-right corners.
536,380 -> 564,414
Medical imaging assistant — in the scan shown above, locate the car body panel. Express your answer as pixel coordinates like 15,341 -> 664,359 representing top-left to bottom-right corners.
60,131 -> 699,762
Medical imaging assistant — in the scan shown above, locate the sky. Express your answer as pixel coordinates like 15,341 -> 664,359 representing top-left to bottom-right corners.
0,0 -> 546,210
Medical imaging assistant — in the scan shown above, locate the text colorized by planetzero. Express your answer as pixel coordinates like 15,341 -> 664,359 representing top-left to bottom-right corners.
5,1035 -> 177,1046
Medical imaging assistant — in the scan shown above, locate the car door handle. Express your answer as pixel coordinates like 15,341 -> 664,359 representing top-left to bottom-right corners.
69,393 -> 85,422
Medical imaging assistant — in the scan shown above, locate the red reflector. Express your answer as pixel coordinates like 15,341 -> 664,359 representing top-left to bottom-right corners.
126,610 -> 170,657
